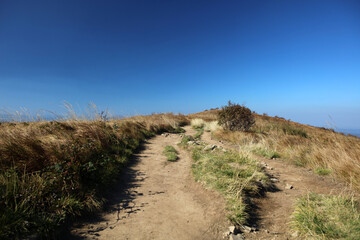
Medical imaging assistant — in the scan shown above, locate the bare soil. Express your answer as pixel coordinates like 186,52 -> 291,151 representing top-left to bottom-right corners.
202,130 -> 350,240
70,126 -> 350,240
70,128 -> 228,240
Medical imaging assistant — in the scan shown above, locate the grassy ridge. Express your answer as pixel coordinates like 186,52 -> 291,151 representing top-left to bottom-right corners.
0,113 -> 188,238
190,111 -> 360,238
191,110 -> 360,191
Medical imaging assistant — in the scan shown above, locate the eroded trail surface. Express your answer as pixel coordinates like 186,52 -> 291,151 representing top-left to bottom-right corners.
70,129 -> 227,240
202,131 -> 349,240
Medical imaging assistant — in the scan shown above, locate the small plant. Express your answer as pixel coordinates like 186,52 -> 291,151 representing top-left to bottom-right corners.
291,193 -> 360,239
194,127 -> 204,140
218,101 -> 255,132
315,167 -> 332,176
252,147 -> 280,159
281,124 -> 308,138
170,126 -> 185,133
163,146 -> 178,161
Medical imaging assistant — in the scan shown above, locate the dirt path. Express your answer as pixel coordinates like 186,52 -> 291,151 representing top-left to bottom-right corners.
70,128 -> 228,240
202,130 -> 349,239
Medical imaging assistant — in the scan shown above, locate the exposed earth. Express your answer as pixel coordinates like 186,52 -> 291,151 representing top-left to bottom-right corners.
70,126 -> 348,240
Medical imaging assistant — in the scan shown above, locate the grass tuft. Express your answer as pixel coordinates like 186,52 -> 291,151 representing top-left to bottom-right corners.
315,167 -> 332,176
191,119 -> 205,129
163,145 -> 178,162
291,193 -> 360,239
189,143 -> 269,225
252,147 -> 280,159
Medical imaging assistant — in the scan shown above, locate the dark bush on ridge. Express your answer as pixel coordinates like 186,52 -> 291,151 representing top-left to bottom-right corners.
218,101 -> 255,132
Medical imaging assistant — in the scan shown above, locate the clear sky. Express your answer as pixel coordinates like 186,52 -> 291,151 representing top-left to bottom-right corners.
1,0 -> 359,128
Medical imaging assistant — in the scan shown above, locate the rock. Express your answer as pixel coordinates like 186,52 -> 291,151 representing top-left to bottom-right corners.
240,225 -> 252,233
285,183 -> 294,189
270,178 -> 279,182
204,144 -> 216,151
291,231 -> 299,237
228,226 -> 236,233
229,233 -> 244,240
187,141 -> 194,145
223,231 -> 231,238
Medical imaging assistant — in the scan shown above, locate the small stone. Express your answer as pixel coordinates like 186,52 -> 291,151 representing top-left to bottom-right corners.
228,226 -> 236,233
187,141 -> 194,145
240,225 -> 252,233
285,183 -> 294,189
223,231 -> 231,238
270,178 -> 279,182
251,226 -> 258,232
229,233 -> 244,240
291,231 -> 299,237
204,144 -> 216,151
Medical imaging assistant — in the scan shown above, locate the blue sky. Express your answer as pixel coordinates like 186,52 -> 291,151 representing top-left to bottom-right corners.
1,0 -> 359,128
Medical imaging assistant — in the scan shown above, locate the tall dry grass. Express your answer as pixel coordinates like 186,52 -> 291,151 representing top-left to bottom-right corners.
0,111 -> 188,238
194,111 -> 360,192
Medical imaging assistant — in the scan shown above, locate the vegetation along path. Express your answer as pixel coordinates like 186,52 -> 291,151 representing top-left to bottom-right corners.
202,130 -> 349,239
70,127 -> 228,240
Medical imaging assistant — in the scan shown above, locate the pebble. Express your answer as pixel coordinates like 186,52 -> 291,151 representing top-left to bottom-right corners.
229,233 -> 244,240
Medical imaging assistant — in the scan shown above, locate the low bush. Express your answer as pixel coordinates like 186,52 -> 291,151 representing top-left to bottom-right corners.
218,101 -> 255,132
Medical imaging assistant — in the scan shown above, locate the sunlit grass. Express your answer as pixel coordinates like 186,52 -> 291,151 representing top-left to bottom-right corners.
163,145 -> 178,161
0,105 -> 189,238
291,193 -> 360,239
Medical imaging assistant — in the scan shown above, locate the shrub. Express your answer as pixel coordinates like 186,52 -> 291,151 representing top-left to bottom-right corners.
218,101 -> 255,132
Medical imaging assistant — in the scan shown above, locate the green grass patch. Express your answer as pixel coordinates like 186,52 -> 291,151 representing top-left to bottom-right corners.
315,167 -> 332,176
163,145 -> 178,162
193,127 -> 204,140
291,193 -> 360,239
281,124 -> 308,138
191,147 -> 269,225
169,126 -> 185,133
252,147 -> 280,159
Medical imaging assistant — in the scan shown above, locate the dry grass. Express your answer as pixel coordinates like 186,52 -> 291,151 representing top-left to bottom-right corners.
193,111 -> 360,192
190,118 -> 205,129
188,109 -> 218,122
291,192 -> 360,239
180,130 -> 270,225
0,113 -> 188,238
